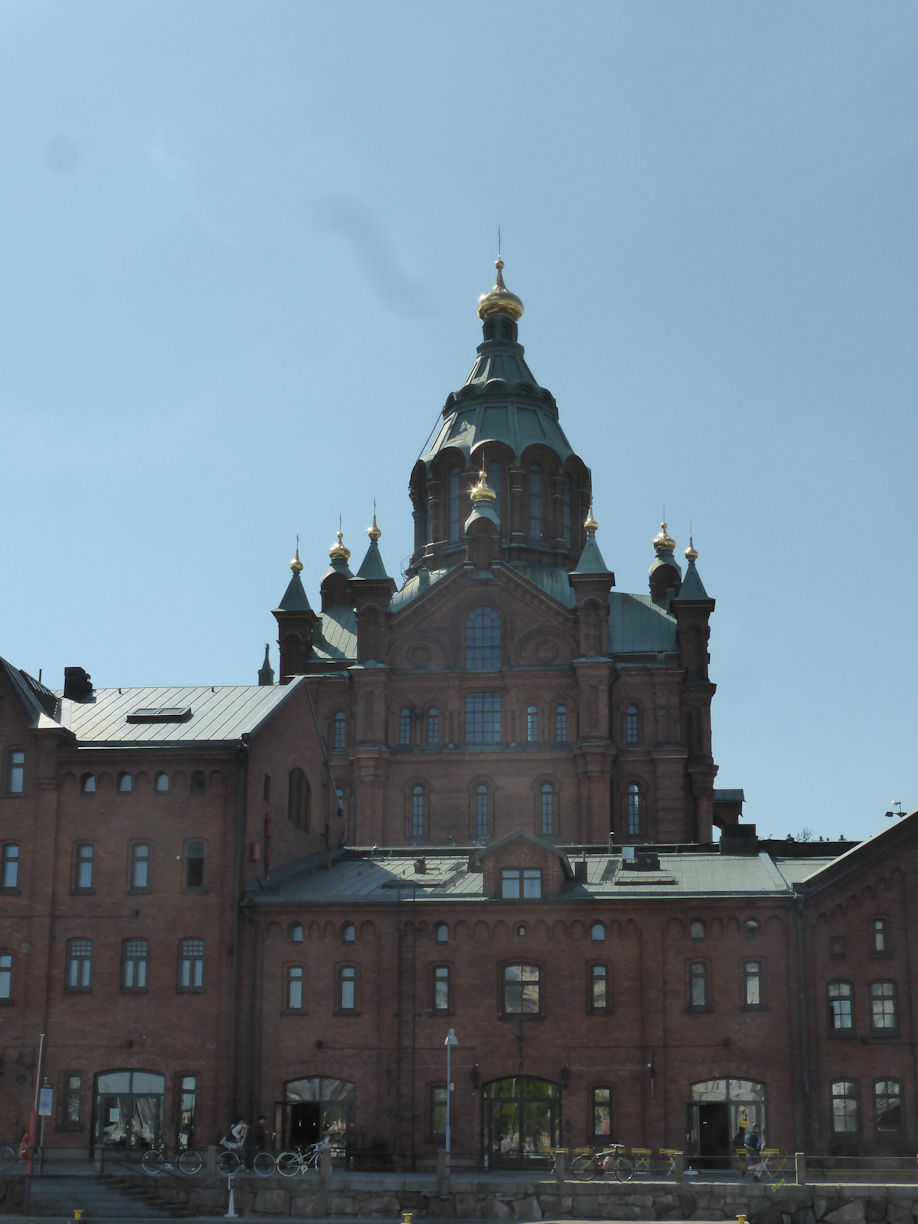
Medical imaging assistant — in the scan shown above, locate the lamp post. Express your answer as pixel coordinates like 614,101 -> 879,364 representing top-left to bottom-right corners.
444,1028 -> 458,1176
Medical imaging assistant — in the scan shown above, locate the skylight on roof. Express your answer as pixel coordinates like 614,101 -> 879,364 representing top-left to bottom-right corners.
126,706 -> 192,724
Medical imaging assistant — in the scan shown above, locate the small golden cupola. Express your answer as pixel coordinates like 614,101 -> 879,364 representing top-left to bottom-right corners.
477,259 -> 524,322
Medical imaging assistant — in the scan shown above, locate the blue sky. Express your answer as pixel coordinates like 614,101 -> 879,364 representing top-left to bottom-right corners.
3,1 -> 916,842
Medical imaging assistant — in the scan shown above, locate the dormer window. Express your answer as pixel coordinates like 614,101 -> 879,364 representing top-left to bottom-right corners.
501,868 -> 541,899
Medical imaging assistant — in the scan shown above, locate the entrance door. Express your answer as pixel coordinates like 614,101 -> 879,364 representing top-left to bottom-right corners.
483,1077 -> 560,1169
289,1101 -> 321,1147
94,1070 -> 165,1150
692,1102 -> 730,1169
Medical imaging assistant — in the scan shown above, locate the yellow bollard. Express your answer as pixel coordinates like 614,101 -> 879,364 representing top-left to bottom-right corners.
73,1212 -> 83,1221
737,1215 -> 746,1224
403,1214 -> 414,1224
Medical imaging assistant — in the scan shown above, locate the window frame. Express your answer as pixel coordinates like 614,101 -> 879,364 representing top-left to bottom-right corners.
688,960 -> 709,1010
590,1085 -> 612,1140
410,785 -> 425,842
7,750 -> 25,795
588,962 -> 610,1013
870,980 -> 898,1033
539,782 -> 556,836
177,937 -> 205,992
742,959 -> 763,1009
554,704 -> 567,743
827,980 -> 854,1032
871,918 -> 891,957
501,868 -> 542,899
129,842 -> 150,892
59,1070 -> 83,1129
465,607 -> 501,671
831,1079 -> 859,1135
336,964 -> 358,1013
285,964 -> 305,1012
0,951 -> 12,1001
526,705 -> 538,743
183,839 -> 205,890
626,783 -> 642,837
121,938 -> 149,992
66,938 -> 93,992
73,842 -> 94,892
426,707 -> 440,745
502,962 -> 542,1017
399,707 -> 413,746
874,1079 -> 903,1133
432,964 -> 451,1013
625,705 -> 640,745
1,843 -> 20,890
465,692 -> 502,743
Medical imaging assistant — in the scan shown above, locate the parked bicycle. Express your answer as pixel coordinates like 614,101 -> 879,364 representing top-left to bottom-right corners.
275,1140 -> 330,1177
570,1143 -> 634,1182
0,1139 -> 35,1175
141,1142 -> 203,1176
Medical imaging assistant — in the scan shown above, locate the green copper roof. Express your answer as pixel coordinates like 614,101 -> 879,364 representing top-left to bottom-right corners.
355,536 -> 391,581
572,529 -> 611,575
674,557 -> 712,601
275,570 -> 312,612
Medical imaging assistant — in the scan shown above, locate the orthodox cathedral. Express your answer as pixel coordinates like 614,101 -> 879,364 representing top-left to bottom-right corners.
1,262 -> 915,1171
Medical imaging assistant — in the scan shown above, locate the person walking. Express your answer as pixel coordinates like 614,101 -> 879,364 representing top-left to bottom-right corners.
743,1122 -> 765,1180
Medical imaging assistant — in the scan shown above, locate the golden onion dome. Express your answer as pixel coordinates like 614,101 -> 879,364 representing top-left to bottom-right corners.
653,521 -> 676,553
477,259 -> 524,321
584,506 -> 599,532
368,510 -> 382,542
329,529 -> 351,562
470,467 -> 497,504
685,535 -> 698,563
290,540 -> 304,574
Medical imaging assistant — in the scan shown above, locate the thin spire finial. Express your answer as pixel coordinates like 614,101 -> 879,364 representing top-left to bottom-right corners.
497,226 -> 501,260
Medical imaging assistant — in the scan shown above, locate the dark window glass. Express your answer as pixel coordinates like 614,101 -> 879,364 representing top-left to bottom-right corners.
540,783 -> 555,836
67,939 -> 92,990
433,965 -> 450,1012
627,784 -> 641,836
625,706 -> 639,744
555,705 -> 567,743
832,1080 -> 859,1134
828,981 -> 853,1030
338,965 -> 357,1011
465,607 -> 501,670
333,712 -> 347,751
185,840 -> 205,889
529,463 -> 543,537
875,1080 -> 902,1131
8,751 -> 25,795
287,966 -> 304,1010
74,843 -> 93,891
130,843 -> 150,890
527,705 -> 538,742
178,938 -> 205,991
871,981 -> 897,1030
503,963 -> 541,1015
122,939 -> 148,990
689,961 -> 708,1008
426,708 -> 439,744
475,784 -> 489,840
399,708 -> 412,745
0,952 -> 11,999
465,692 -> 501,742
1,844 -> 19,889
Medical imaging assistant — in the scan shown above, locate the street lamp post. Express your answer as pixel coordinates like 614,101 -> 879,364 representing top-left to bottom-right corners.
444,1028 -> 458,1176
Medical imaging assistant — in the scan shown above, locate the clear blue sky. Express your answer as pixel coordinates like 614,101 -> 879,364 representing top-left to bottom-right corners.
3,1 -> 916,842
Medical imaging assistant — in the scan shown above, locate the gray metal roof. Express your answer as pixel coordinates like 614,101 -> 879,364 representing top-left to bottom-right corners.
246,847 -> 829,908
57,680 -> 301,746
312,607 -> 358,663
608,593 -> 677,654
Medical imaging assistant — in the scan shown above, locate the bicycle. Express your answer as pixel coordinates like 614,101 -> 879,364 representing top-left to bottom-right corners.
275,1140 -> 330,1177
570,1143 -> 634,1182
141,1142 -> 203,1176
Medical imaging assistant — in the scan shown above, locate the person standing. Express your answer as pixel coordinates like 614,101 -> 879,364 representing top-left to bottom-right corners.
743,1122 -> 764,1180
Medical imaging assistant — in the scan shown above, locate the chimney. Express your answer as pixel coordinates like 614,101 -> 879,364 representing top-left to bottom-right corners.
63,667 -> 93,701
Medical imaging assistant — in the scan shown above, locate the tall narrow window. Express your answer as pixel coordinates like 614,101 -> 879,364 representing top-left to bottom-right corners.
0,952 -> 11,1000
426,708 -> 440,745
66,939 -> 92,991
589,964 -> 609,1012
540,783 -> 555,836
465,607 -> 501,670
8,751 -> 25,795
872,919 -> 890,954
333,712 -> 347,751
447,466 -> 460,542
411,786 -> 425,841
61,1072 -> 83,1128
129,843 -> 150,890
287,768 -> 309,829
178,1075 -> 198,1147
870,981 -> 897,1030
529,462 -> 543,538
527,705 -> 539,743
832,1080 -> 859,1134
627,784 -> 641,836
828,981 -> 853,1030
743,961 -> 762,1007
475,784 -> 489,840
1,844 -> 19,889
433,965 -> 451,1012
689,961 -> 708,1008
73,843 -> 94,891
184,840 -> 205,889
286,965 -> 305,1010
122,939 -> 148,990
338,965 -> 357,1011
625,706 -> 640,745
591,1086 -> 612,1138
875,1080 -> 902,1131
178,938 -> 205,991
554,705 -> 567,743
465,693 -> 502,742
399,708 -> 412,745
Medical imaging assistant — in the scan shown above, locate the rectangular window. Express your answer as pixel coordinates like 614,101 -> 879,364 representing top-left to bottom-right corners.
74,843 -> 94,891
875,1080 -> 902,1132
177,1074 -> 198,1148
338,964 -> 357,1012
178,938 -> 205,991
433,965 -> 451,1013
8,750 -> 24,795
430,1084 -> 448,1141
872,919 -> 890,955
554,705 -> 567,743
465,693 -> 502,743
591,1086 -> 612,1138
1,844 -> 19,889
589,963 -> 609,1012
130,843 -> 150,890
689,961 -> 708,1009
501,868 -> 542,899
870,981 -> 897,1030
743,960 -> 762,1007
60,1071 -> 83,1129
122,939 -> 148,990
832,1080 -> 859,1134
502,963 -> 541,1015
184,840 -> 205,889
411,787 -> 425,841
526,706 -> 538,742
475,786 -> 489,840
828,981 -> 853,1030
286,965 -> 304,1010
0,952 -> 12,1001
66,938 -> 92,991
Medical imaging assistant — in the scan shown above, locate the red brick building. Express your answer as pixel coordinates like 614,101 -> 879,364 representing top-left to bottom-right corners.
1,262 -> 916,1169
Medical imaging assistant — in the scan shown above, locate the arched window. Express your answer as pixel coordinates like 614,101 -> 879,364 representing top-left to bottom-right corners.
80,773 -> 96,794
447,466 -> 460,542
465,607 -> 501,670
591,922 -> 606,942
540,783 -> 555,836
435,922 -> 449,944
555,705 -> 567,743
399,708 -> 412,746
529,463 -> 543,538
342,922 -> 356,944
154,771 -> 169,794
475,784 -> 489,840
333,712 -> 347,751
627,783 -> 641,836
745,918 -> 760,940
690,919 -> 705,940
625,706 -> 640,745
527,705 -> 538,743
117,772 -> 133,794
411,785 -> 425,842
289,923 -> 304,944
190,770 -> 206,795
426,707 -> 440,745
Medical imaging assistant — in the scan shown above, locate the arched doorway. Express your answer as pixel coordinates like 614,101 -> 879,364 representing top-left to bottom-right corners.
482,1077 -> 560,1168
93,1069 -> 165,1150
687,1078 -> 766,1169
282,1076 -> 355,1156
